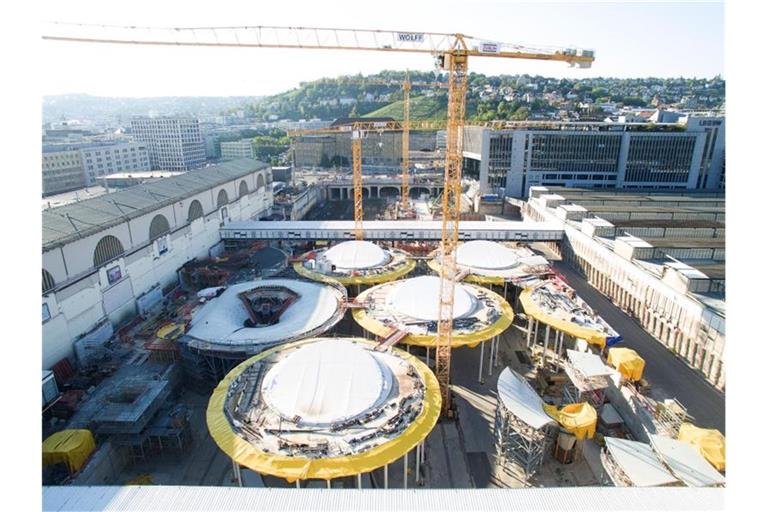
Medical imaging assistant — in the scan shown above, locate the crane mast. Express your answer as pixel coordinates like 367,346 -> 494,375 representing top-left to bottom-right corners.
43,22 -> 594,417
401,79 -> 412,211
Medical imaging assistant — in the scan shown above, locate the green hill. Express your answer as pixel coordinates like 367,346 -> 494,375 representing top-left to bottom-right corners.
363,95 -> 447,120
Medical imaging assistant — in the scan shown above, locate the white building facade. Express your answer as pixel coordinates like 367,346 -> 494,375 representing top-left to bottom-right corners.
523,190 -> 725,391
42,159 -> 274,369
463,122 -> 716,198
130,117 -> 206,171
80,143 -> 151,182
220,139 -> 255,160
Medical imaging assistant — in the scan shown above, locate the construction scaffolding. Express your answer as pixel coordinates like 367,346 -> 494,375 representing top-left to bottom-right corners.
494,368 -> 557,479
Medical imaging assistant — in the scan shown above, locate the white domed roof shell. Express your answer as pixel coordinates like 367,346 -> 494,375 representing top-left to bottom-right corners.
456,240 -> 520,270
388,275 -> 476,321
323,241 -> 389,270
260,339 -> 392,426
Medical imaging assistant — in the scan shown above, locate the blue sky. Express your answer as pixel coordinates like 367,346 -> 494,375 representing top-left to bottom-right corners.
40,0 -> 724,96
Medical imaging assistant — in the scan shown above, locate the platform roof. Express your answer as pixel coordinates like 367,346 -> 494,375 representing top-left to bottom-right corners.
497,368 -> 556,429
604,437 -> 680,487
43,158 -> 268,251
650,435 -> 725,487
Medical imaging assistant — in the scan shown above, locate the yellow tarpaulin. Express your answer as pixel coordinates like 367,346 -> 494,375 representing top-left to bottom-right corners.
42,429 -> 96,474
607,347 -> 645,381
207,338 -> 441,482
678,422 -> 725,472
519,288 -> 612,348
544,402 -> 597,440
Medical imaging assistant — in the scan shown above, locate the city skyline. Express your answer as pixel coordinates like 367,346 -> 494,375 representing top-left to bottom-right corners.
40,0 -> 724,97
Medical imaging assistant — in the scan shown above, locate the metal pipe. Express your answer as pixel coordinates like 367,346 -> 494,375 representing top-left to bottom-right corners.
542,325 -> 551,368
526,317 -> 533,347
357,473 -> 362,489
426,347 -> 430,366
384,463 -> 388,489
296,480 -> 300,489
327,479 -> 331,489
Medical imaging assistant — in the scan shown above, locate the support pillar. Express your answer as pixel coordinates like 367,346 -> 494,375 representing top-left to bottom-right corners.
327,479 -> 331,489
403,451 -> 408,489
384,464 -> 389,489
357,474 -> 362,489
415,443 -> 421,484
542,325 -> 551,368
296,480 -> 301,489
526,317 -> 533,347
426,347 -> 430,366
488,337 -> 494,376
478,340 -> 485,383
232,460 -> 242,487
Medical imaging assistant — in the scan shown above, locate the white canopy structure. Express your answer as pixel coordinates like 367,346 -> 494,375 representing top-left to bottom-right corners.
601,437 -> 681,487
323,240 -> 389,270
495,368 -> 557,479
649,435 -> 725,488
261,340 -> 393,426
388,276 -> 476,321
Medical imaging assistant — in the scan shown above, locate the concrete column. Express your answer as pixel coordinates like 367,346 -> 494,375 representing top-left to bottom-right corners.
296,480 -> 301,489
384,464 -> 388,489
426,347 -> 430,366
232,460 -> 242,487
478,340 -> 485,383
526,317 -> 533,347
415,443 -> 421,484
532,320 -> 540,349
357,474 -> 362,489
488,337 -> 494,376
404,451 -> 408,489
327,479 -> 331,489
542,325 -> 551,368
421,441 -> 426,463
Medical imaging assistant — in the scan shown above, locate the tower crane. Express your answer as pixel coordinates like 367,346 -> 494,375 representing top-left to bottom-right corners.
43,23 -> 594,415
318,76 -> 449,212
287,119 -> 447,240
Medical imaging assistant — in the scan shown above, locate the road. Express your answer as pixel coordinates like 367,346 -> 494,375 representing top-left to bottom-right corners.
553,261 -> 725,433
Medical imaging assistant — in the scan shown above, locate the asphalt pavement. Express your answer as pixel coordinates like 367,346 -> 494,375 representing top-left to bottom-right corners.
552,261 -> 725,433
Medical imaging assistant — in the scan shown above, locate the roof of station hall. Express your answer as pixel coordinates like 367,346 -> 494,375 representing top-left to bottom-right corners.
43,158 -> 268,251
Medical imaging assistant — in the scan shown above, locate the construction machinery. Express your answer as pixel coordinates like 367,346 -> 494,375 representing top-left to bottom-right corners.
43,23 -> 594,414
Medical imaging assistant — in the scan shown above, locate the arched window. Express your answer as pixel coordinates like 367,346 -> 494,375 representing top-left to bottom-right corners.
42,269 -> 55,294
149,214 -> 171,241
238,180 -> 249,198
93,235 -> 125,267
217,189 -> 229,208
256,174 -> 265,190
187,200 -> 204,222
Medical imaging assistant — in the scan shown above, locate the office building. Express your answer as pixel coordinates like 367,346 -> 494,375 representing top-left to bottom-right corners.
220,139 -> 255,160
463,120 -> 722,198
130,117 -> 206,171
42,150 -> 87,196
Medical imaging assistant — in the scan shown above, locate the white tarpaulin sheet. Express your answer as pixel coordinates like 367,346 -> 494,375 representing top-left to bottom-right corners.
323,241 -> 388,269
261,340 -> 392,426
497,368 -> 556,429
567,350 -> 614,378
650,435 -> 725,487
456,240 -> 519,270
389,276 -> 475,321
604,437 -> 680,487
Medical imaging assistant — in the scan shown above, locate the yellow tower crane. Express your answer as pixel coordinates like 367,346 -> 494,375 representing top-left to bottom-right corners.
288,119 -> 447,240
317,76 -> 448,212
43,23 -> 594,415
